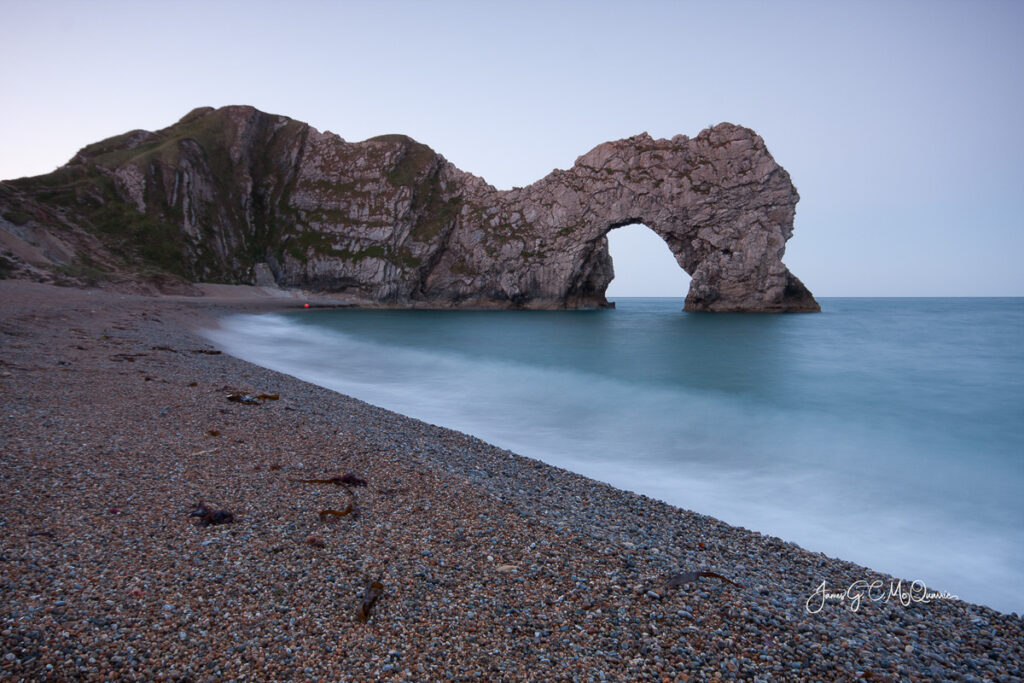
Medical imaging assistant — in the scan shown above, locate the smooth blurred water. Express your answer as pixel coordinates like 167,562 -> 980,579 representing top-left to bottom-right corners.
203,298 -> 1024,614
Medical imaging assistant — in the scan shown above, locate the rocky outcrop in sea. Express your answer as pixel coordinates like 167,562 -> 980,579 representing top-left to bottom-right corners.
0,106 -> 818,311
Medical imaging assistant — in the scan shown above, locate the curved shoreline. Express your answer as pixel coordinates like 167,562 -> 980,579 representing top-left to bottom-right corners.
1,280 -> 1020,680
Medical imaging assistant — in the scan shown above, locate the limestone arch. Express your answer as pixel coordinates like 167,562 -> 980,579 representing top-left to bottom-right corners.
566,216 -> 702,309
604,222 -> 693,300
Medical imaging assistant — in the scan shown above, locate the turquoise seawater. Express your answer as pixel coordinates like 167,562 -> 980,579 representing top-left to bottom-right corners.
205,298 -> 1024,614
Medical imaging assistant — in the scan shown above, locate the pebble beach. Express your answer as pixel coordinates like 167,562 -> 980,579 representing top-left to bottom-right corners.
1,280 -> 1021,682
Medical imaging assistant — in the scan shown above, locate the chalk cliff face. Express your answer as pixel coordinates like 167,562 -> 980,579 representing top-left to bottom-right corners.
0,106 -> 819,311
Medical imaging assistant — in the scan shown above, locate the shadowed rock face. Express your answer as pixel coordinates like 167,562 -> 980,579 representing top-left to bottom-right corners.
0,105 -> 819,311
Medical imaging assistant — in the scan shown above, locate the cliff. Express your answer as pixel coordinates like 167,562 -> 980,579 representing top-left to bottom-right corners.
0,105 -> 819,311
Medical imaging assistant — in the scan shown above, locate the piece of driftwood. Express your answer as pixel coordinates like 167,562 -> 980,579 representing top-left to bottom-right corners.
664,570 -> 743,591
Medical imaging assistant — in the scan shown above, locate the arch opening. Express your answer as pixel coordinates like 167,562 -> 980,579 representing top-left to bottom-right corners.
605,223 -> 691,301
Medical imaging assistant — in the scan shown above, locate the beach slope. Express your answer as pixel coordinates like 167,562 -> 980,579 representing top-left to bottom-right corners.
0,281 -> 1019,680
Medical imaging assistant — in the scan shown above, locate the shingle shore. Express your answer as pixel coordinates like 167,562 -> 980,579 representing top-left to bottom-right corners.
1,280 -> 1021,682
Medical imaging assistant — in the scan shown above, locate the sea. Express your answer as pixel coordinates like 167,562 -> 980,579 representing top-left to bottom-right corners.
203,297 -> 1024,615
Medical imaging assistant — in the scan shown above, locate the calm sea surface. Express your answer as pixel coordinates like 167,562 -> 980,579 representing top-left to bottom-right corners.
204,298 -> 1024,614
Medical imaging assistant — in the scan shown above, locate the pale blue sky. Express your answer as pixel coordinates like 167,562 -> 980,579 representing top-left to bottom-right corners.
2,0 -> 1021,296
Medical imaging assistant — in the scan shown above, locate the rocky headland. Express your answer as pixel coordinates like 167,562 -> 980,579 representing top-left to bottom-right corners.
0,106 -> 818,312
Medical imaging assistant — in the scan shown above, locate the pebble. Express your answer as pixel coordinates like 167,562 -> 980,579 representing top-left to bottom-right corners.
0,281 -> 1021,681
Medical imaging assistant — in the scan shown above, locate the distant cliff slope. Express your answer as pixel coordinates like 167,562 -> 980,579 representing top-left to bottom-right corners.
0,106 -> 819,311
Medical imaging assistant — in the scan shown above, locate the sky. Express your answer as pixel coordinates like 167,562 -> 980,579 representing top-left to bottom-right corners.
1,0 -> 1022,296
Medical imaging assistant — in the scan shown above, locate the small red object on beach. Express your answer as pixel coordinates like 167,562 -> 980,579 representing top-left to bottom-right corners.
304,303 -> 310,308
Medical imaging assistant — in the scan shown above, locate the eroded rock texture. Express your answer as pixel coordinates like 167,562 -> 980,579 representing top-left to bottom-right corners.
0,106 -> 818,311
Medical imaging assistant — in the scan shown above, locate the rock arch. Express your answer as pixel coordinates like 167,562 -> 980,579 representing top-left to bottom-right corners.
422,124 -> 820,312
0,106 -> 820,312
602,222 -> 693,299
